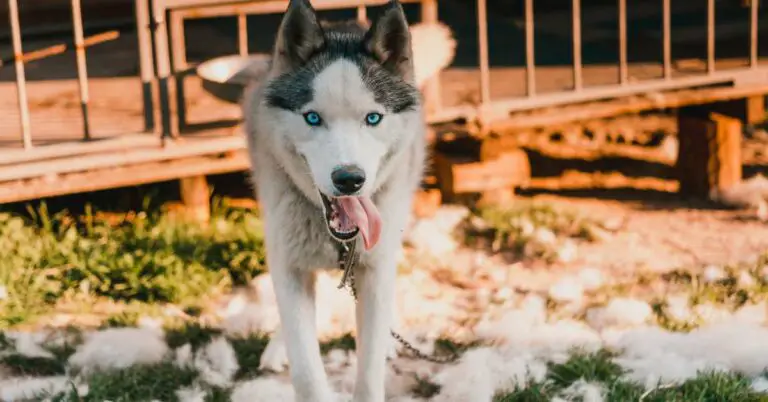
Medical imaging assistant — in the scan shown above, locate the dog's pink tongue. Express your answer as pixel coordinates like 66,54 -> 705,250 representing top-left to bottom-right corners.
338,197 -> 382,250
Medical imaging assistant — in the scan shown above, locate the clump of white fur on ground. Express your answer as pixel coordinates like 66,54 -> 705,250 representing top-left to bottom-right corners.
174,344 -> 194,369
0,376 -> 81,401
613,322 -> 768,390
221,276 -> 281,337
432,347 -> 547,402
175,384 -> 207,402
404,206 -> 469,258
3,332 -> 55,359
230,377 -> 295,402
751,377 -> 768,393
473,294 -> 602,359
586,298 -> 653,330
194,336 -> 239,387
553,379 -> 605,402
68,327 -> 168,374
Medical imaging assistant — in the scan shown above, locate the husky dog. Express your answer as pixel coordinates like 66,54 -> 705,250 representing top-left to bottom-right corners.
242,0 -> 428,400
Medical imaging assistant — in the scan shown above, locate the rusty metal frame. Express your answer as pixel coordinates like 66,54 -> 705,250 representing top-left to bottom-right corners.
2,0 -> 766,159
152,0 -> 436,136
3,0 -> 123,151
431,0 -> 767,127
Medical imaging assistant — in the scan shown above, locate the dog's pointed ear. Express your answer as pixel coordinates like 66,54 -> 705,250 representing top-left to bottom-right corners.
363,1 -> 413,79
273,0 -> 325,71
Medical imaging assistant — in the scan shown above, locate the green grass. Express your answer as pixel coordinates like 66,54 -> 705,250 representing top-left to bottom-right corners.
79,362 -> 199,402
0,198 -> 266,328
462,202 -> 608,262
494,351 -> 768,402
3,198 -> 768,400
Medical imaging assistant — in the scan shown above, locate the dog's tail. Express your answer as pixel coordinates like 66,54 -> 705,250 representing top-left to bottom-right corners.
409,22 -> 457,88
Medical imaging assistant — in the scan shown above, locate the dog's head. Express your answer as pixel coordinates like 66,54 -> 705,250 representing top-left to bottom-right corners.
255,0 -> 423,249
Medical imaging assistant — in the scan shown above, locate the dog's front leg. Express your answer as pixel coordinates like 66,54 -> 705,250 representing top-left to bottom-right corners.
270,266 -> 335,401
352,251 -> 397,402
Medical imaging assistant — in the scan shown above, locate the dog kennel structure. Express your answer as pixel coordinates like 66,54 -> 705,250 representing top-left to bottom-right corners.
0,0 -> 766,210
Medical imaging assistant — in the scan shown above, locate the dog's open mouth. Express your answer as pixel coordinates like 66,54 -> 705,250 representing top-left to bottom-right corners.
320,192 -> 382,251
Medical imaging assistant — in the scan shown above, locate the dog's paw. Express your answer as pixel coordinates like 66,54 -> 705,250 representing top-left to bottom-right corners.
258,333 -> 289,373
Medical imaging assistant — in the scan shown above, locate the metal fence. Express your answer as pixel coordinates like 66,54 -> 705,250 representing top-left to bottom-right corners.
436,0 -> 766,127
2,0 -> 767,159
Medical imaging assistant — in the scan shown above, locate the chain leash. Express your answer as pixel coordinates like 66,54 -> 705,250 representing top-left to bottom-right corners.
336,239 -> 459,365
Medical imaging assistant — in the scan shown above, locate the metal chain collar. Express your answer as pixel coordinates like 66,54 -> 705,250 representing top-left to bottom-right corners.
336,239 -> 459,365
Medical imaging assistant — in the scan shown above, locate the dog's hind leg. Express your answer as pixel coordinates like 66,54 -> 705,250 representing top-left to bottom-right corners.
270,266 -> 335,401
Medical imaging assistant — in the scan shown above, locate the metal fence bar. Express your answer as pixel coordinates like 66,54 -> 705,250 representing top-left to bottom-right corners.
476,67 -> 768,125
707,0 -> 715,74
357,5 -> 367,23
751,0 -> 759,69
525,0 -> 535,96
618,0 -> 627,84
152,0 -> 175,139
420,0 -> 441,113
237,13 -> 249,56
71,0 -> 92,140
662,0 -> 671,79
8,0 -> 32,149
169,13 -> 188,132
572,0 -> 582,91
136,0 -> 155,133
476,0 -> 490,106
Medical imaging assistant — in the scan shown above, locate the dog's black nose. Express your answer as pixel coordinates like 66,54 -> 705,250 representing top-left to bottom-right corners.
331,165 -> 366,195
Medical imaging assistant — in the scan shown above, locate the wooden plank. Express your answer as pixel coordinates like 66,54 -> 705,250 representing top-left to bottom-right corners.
0,152 -> 249,204
434,148 -> 530,198
676,111 -> 742,198
0,135 -> 246,182
0,134 -> 161,166
486,84 -> 768,135
479,134 -> 674,165
745,96 -> 766,124
693,95 -> 768,124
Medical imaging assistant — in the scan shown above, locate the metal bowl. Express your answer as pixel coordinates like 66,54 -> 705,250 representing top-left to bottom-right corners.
197,54 -> 272,104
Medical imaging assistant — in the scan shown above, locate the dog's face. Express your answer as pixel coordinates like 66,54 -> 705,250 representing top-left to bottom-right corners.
257,0 -> 422,249
263,0 -> 420,196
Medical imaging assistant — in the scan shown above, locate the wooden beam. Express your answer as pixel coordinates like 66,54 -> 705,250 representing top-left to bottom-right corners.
0,152 -> 249,204
434,148 -> 530,202
0,134 -> 160,166
695,95 -> 767,124
0,135 -> 246,182
485,84 -> 768,135
179,175 -> 211,224
676,111 -> 742,198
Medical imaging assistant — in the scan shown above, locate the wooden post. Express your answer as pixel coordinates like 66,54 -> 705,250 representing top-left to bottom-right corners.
434,148 -> 530,204
420,0 -> 442,115
179,175 -> 211,223
704,96 -> 766,124
745,95 -> 766,124
675,111 -> 742,198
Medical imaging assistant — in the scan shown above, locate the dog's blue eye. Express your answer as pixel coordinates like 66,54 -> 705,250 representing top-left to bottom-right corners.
365,112 -> 383,126
303,111 -> 322,126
